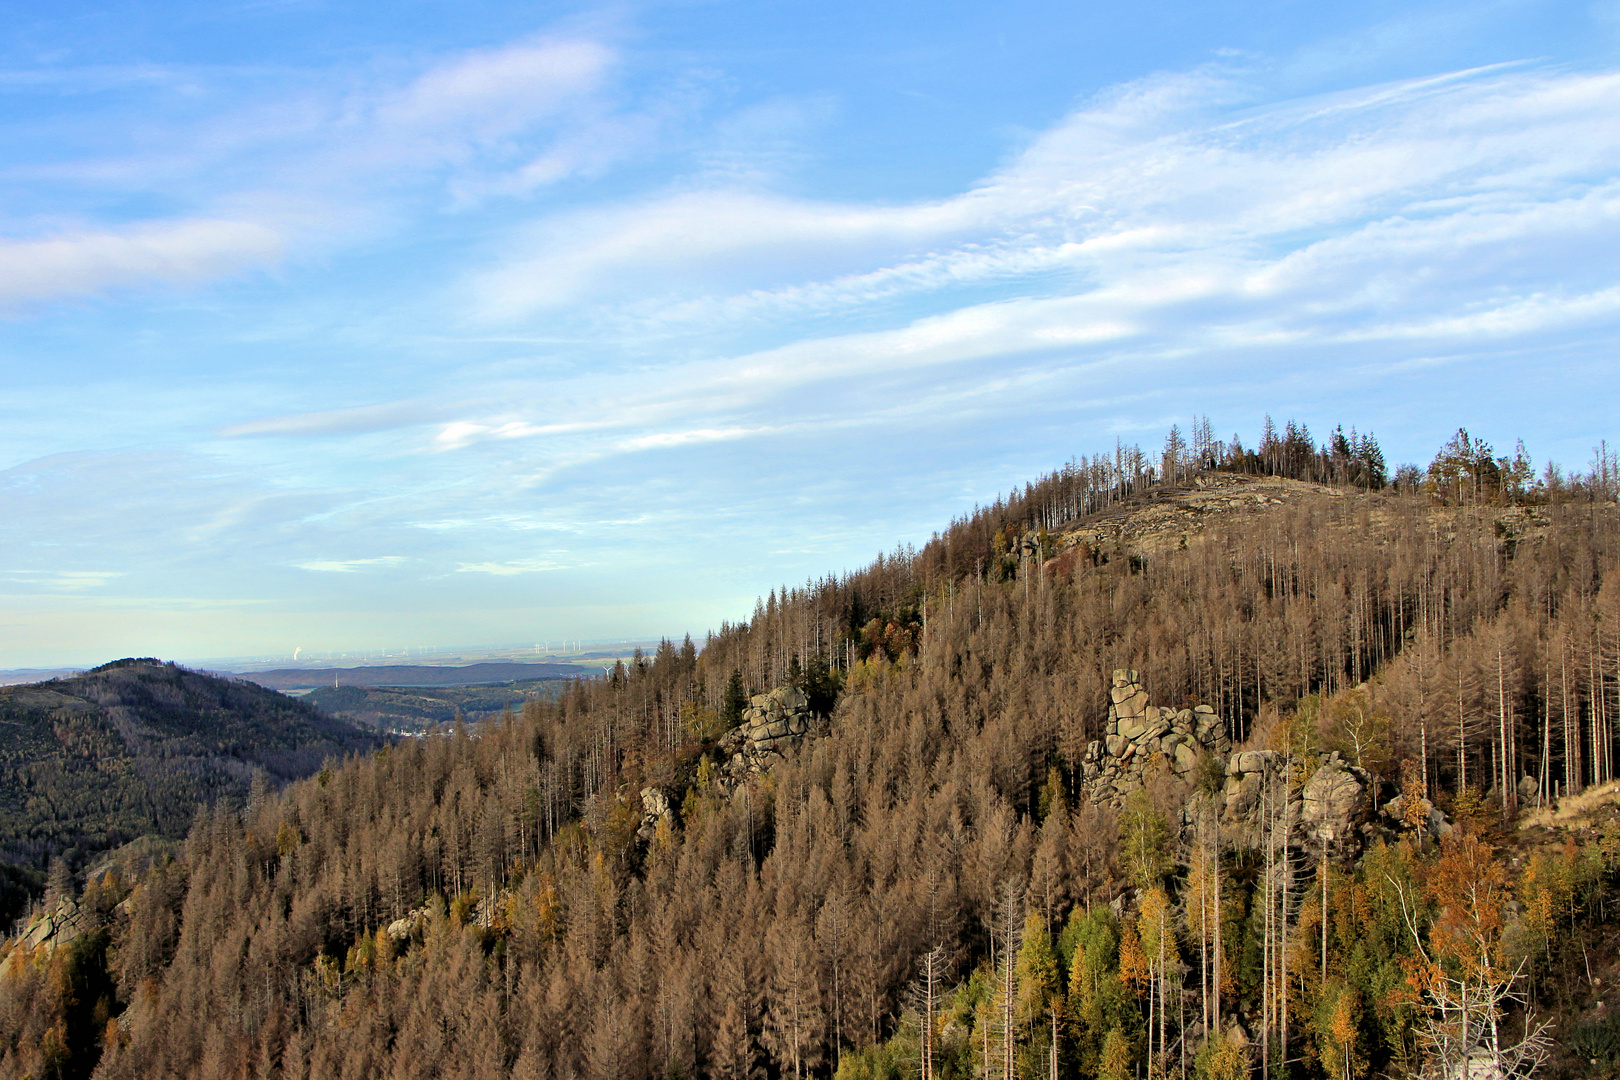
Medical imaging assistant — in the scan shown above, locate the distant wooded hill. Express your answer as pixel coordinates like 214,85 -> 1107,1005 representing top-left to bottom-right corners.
233,661 -> 585,691
0,658 -> 378,918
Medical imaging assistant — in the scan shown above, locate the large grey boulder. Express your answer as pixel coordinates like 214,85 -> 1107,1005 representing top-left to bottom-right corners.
18,899 -> 83,954
1228,750 -> 1279,776
1114,690 -> 1149,721
1298,757 -> 1370,844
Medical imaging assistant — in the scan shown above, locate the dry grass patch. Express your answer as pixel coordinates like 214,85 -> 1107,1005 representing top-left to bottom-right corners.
1520,781 -> 1620,831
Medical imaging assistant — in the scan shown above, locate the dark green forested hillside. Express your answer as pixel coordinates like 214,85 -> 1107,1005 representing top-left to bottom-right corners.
3,423 -> 1620,1080
0,659 -> 379,916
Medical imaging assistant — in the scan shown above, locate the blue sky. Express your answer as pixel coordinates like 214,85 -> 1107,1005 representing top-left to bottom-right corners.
3,0 -> 1619,667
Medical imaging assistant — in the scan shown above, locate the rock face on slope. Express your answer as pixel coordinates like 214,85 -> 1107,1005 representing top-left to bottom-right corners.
1081,670 -> 1431,856
16,897 -> 85,954
1214,748 -> 1373,851
631,685 -> 827,821
635,786 -> 675,843
1081,670 -> 1231,805
719,686 -> 817,781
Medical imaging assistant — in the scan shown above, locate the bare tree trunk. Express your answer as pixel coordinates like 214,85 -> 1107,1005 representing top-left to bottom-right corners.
1321,846 -> 1329,984
1280,794 -> 1291,1074
1459,661 -> 1469,794
1541,655 -> 1552,806
1213,827 -> 1222,1040
1262,774 -> 1273,1075
1497,637 -> 1513,816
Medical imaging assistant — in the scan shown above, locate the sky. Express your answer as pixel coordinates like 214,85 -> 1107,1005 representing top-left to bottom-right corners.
2,0 -> 1619,668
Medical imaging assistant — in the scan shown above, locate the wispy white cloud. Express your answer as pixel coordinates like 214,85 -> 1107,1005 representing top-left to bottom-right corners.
222,400 -> 442,439
1,569 -> 124,590
616,425 -> 763,451
0,219 -> 282,307
454,557 -> 573,575
294,556 -> 406,573
0,34 -> 634,307
375,39 -> 611,136
468,63 -> 1620,355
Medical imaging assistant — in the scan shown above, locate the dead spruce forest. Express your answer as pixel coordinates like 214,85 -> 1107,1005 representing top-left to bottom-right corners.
7,422 -> 1620,1080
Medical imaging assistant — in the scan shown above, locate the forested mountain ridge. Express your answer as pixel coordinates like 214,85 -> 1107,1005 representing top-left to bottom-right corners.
4,423 -> 1620,1080
0,659 -> 379,918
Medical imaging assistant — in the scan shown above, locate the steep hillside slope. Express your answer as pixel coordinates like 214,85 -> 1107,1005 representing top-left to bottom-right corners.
4,450 -> 1620,1080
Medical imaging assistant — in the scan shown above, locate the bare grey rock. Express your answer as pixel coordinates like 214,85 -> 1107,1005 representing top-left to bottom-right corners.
711,683 -> 823,794
1229,750 -> 1278,776
1085,671 -> 1228,811
18,899 -> 84,954
1114,690 -> 1150,720
1299,759 -> 1370,844
640,786 -> 671,818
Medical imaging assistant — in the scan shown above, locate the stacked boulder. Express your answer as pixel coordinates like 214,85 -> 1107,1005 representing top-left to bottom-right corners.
1217,749 -> 1373,852
1082,670 -> 1230,806
636,786 -> 674,842
720,685 -> 815,782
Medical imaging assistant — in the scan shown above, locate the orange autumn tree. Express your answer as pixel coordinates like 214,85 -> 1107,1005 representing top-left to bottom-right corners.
1390,831 -> 1550,1079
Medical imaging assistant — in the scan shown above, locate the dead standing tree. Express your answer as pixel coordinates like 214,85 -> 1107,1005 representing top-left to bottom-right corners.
1388,833 -> 1552,1080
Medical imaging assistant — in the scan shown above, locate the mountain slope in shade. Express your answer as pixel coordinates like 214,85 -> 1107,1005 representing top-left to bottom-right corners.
0,658 -> 379,880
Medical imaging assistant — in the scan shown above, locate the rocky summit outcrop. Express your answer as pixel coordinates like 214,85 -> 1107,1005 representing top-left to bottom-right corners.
1081,669 -> 1230,805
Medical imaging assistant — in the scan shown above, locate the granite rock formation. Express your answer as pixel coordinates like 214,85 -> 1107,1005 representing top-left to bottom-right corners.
16,897 -> 84,954
715,685 -> 818,793
1081,670 -> 1437,857
1081,669 -> 1230,805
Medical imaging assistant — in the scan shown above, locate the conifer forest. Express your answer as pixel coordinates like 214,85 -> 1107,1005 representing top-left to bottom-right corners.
7,420 -> 1620,1080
